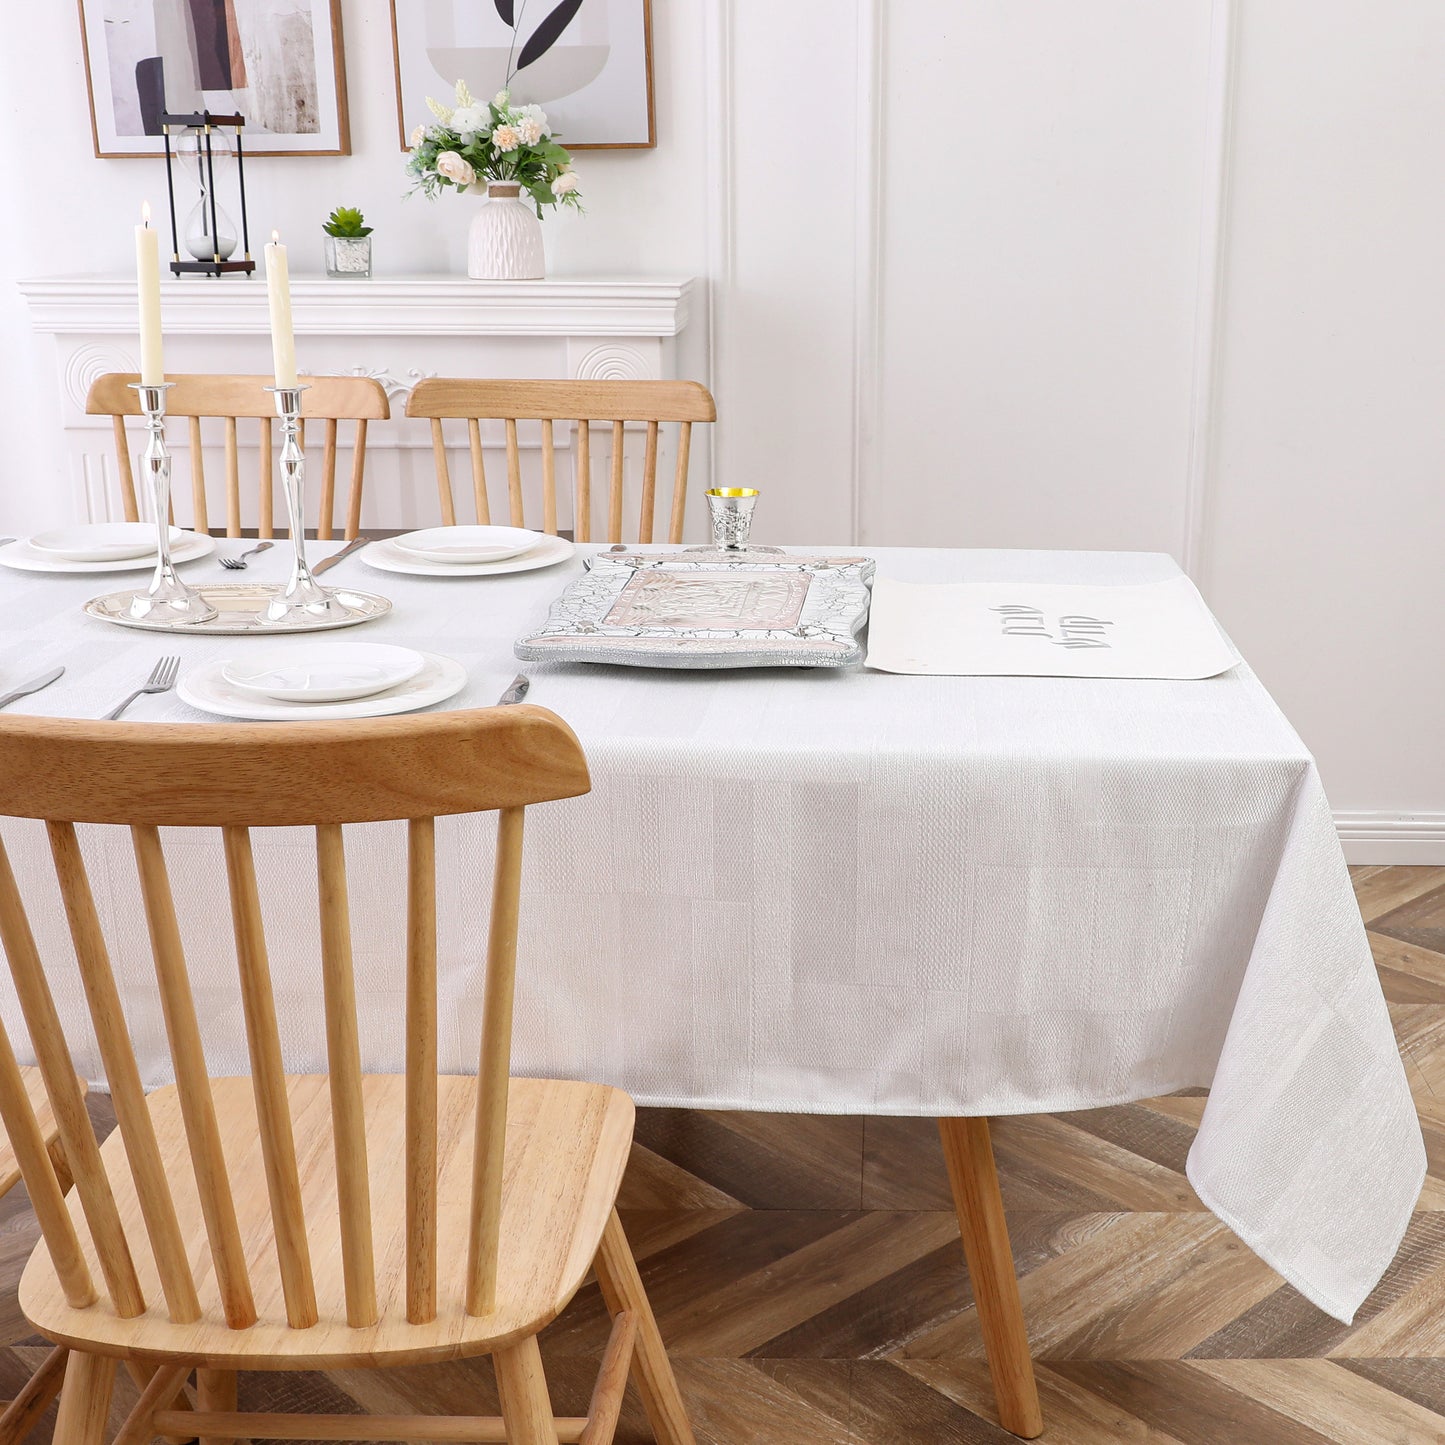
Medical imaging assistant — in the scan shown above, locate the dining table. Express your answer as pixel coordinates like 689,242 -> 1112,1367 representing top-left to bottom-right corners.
0,537 -> 1422,1333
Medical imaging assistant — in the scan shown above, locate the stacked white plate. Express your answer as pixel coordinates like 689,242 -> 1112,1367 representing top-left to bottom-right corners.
0,522 -> 215,573
178,641 -> 467,720
362,525 -> 573,578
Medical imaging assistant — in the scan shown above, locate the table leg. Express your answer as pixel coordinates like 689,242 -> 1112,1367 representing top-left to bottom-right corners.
938,1117 -> 1043,1439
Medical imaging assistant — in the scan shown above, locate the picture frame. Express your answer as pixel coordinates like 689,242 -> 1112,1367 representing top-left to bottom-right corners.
390,0 -> 655,153
77,0 -> 350,158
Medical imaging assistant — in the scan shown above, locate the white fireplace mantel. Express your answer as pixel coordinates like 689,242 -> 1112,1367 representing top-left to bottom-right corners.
18,273 -> 697,339
19,272 -> 703,532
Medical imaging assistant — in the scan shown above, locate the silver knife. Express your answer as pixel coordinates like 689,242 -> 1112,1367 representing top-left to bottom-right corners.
313,536 -> 372,575
0,666 -> 64,711
496,673 -> 530,706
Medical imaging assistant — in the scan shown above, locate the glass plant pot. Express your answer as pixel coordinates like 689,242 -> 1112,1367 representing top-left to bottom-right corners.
324,235 -> 372,278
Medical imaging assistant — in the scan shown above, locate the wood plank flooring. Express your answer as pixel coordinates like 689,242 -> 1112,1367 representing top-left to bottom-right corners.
1,864 -> 1443,1442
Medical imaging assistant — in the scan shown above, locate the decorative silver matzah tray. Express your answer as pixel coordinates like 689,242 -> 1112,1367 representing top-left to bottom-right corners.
515,549 -> 875,669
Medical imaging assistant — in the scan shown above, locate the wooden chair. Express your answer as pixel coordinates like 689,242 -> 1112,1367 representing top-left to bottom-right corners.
405,380 -> 716,544
0,709 -> 695,1445
87,374 -> 390,540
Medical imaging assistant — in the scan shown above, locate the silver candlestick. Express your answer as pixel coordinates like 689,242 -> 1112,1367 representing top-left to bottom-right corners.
261,384 -> 351,624
125,382 -> 216,623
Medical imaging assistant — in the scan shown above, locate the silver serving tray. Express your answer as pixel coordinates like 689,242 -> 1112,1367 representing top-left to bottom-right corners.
85,583 -> 392,635
515,549 -> 875,669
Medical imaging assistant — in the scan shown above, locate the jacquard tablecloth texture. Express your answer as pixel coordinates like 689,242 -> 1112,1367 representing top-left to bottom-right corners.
0,544 -> 1420,1323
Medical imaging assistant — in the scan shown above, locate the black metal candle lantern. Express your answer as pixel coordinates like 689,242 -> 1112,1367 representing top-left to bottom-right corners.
160,111 -> 254,276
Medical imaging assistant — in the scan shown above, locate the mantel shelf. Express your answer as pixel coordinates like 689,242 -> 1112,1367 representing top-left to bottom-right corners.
19,274 -> 697,338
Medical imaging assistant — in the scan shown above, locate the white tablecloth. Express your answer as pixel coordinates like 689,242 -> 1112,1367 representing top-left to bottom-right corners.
0,542 -> 1421,1324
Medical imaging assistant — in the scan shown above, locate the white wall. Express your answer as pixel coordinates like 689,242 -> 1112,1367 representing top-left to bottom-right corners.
1,1 -> 1442,855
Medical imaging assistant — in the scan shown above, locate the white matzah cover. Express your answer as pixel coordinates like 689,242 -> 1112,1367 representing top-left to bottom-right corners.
866,573 -> 1238,679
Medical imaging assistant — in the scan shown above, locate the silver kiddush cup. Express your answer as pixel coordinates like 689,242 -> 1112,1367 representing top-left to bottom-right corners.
705,488 -> 760,552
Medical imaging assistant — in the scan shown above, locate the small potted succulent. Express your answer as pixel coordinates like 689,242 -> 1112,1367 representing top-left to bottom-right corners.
322,206 -> 373,278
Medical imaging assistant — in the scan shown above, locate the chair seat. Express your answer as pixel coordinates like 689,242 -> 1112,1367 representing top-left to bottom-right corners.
20,1074 -> 634,1369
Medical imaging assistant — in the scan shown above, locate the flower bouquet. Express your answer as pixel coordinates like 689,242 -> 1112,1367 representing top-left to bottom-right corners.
406,82 -> 580,279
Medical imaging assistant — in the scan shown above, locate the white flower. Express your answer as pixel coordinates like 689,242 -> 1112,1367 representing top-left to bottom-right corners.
425,95 -> 453,123
518,103 -> 550,136
551,170 -> 580,197
435,151 -> 476,185
492,124 -> 521,152
409,124 -> 427,146
450,103 -> 488,133
455,79 -> 474,107
493,89 -> 511,108
516,118 -> 543,145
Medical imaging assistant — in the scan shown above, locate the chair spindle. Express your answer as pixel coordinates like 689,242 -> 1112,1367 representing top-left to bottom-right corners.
505,419 -> 524,527
466,806 -> 526,1316
432,419 -> 457,527
406,817 -> 438,1325
0,1020 -> 94,1307
259,417 -> 274,538
222,825 -> 318,1329
576,419 -> 592,543
638,422 -> 659,545
669,423 -> 692,545
541,419 -> 557,535
0,837 -> 145,1317
48,822 -> 201,1324
224,417 -> 241,537
346,419 -> 368,538
319,418 -> 340,540
316,824 -> 377,1328
467,418 -> 490,525
131,825 -> 258,1330
608,422 -> 625,544
189,417 -> 209,534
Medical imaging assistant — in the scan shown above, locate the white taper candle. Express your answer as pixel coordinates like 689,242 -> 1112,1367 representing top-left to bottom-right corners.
135,202 -> 164,386
264,230 -> 298,388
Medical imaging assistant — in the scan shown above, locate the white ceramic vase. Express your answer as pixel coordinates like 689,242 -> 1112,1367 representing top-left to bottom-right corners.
467,180 -> 545,280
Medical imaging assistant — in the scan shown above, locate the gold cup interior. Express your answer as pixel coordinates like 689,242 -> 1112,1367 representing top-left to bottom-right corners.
706,488 -> 760,499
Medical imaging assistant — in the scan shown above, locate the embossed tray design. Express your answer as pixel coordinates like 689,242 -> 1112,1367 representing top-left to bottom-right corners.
85,583 -> 392,635
515,550 -> 875,669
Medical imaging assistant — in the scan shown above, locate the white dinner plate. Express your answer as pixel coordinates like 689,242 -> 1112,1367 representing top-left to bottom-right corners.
392,525 -> 543,565
30,522 -> 186,562
221,642 -> 427,703
179,652 -> 467,721
0,532 -> 215,574
361,532 -> 575,578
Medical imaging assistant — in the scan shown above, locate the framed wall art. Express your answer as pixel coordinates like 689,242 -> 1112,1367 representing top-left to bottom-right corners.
78,0 -> 350,157
391,0 -> 654,152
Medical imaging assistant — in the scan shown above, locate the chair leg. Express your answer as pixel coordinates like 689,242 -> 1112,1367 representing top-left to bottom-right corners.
197,1368 -> 238,1445
0,1344 -> 68,1445
938,1117 -> 1043,1440
52,1350 -> 116,1445
494,1335 -> 560,1445
592,1209 -> 696,1445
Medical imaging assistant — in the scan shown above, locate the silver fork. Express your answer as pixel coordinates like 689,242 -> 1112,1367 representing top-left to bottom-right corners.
219,540 -> 275,570
105,656 -> 180,720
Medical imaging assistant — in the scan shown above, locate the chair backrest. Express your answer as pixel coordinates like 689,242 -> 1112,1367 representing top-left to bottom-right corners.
0,708 -> 588,1332
406,378 -> 716,544
87,373 -> 391,541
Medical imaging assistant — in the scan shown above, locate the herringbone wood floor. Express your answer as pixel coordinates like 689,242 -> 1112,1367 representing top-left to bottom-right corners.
3,865 -> 1444,1443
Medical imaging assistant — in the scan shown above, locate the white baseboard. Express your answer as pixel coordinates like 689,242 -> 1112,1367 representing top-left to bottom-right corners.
1335,813 -> 1445,865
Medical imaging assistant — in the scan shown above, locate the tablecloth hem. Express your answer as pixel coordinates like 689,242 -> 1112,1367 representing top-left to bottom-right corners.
1183,1152 -> 1423,1326
613,1078 -> 1216,1119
